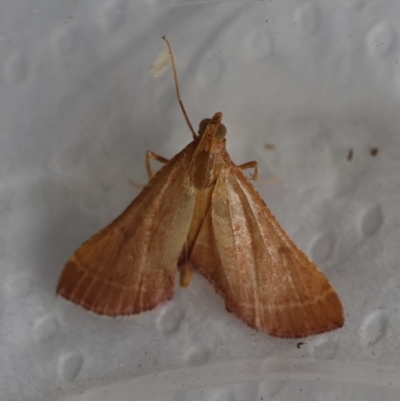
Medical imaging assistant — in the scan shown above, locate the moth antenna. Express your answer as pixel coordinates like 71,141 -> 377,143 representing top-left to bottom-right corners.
162,36 -> 197,140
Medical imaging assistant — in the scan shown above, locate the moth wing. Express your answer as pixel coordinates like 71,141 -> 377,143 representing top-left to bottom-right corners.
194,166 -> 344,338
183,188 -> 224,292
57,143 -> 197,316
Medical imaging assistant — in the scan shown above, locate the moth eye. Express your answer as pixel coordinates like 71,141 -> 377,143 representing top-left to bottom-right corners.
216,124 -> 227,139
198,118 -> 211,135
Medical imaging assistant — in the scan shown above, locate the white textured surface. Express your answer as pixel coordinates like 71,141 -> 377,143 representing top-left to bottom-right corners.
2,1 -> 400,400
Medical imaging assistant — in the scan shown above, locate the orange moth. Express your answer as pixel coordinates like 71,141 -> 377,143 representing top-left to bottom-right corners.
57,37 -> 344,338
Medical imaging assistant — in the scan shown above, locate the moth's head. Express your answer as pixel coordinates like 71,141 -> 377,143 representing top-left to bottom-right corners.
198,112 -> 226,141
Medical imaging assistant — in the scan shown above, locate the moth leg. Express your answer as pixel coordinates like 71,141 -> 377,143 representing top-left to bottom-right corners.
128,179 -> 145,189
178,243 -> 195,287
238,161 -> 281,185
179,262 -> 194,287
146,150 -> 169,179
238,161 -> 259,181
129,151 -> 170,188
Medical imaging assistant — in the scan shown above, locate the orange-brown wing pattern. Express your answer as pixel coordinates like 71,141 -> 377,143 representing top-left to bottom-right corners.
195,165 -> 343,338
181,186 -> 226,293
57,142 -> 197,316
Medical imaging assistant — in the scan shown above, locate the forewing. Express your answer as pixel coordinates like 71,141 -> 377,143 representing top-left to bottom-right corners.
57,143 -> 197,316
198,166 -> 343,338
183,187 -> 225,292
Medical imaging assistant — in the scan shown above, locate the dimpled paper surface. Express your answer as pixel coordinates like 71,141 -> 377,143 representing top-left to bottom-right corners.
2,1 -> 400,400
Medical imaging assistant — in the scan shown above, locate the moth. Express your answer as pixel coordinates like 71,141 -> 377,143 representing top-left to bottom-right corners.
57,37 -> 344,338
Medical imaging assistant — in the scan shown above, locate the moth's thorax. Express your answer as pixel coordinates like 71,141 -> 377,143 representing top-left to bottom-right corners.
191,135 -> 227,189
190,111 -> 228,189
